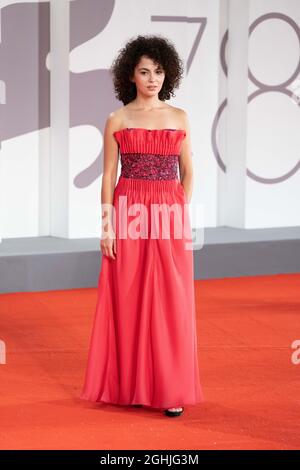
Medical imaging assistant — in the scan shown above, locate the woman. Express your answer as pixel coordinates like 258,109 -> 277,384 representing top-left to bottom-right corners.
80,34 -> 204,417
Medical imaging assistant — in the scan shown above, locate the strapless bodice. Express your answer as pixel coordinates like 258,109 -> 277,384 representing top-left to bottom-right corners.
113,128 -> 186,180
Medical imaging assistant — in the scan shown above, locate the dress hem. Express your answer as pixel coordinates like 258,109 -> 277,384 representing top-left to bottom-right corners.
79,394 -> 204,410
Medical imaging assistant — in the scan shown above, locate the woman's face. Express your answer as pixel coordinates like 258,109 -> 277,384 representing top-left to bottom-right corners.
131,55 -> 165,97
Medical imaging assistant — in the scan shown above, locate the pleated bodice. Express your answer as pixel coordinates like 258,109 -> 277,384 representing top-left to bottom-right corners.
113,128 -> 186,180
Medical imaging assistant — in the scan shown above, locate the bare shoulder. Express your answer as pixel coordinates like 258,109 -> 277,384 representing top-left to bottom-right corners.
171,106 -> 190,131
173,106 -> 188,118
105,107 -> 125,134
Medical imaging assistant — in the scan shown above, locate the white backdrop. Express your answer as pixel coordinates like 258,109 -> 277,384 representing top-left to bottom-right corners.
0,0 -> 299,241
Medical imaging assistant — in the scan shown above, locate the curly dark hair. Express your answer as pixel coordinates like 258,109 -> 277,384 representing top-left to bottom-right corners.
110,34 -> 184,105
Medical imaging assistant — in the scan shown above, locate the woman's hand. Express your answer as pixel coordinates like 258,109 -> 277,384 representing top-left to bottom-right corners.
100,228 -> 117,260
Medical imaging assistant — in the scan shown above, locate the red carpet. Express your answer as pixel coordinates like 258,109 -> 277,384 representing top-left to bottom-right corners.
0,273 -> 299,450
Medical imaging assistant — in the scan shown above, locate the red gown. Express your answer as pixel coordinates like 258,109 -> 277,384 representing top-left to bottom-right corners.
80,127 -> 204,409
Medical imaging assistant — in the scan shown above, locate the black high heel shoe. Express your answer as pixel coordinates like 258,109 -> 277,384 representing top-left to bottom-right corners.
164,407 -> 184,417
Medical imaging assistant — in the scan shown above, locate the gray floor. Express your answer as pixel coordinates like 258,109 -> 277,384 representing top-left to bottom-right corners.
0,226 -> 299,293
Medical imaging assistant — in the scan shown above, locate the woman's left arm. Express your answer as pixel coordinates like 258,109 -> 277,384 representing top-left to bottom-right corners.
178,110 -> 193,203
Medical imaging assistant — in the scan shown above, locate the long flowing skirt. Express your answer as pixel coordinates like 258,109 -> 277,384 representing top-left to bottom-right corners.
80,176 -> 204,408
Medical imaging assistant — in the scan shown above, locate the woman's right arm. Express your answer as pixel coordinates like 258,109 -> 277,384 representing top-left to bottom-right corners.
100,114 -> 120,260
